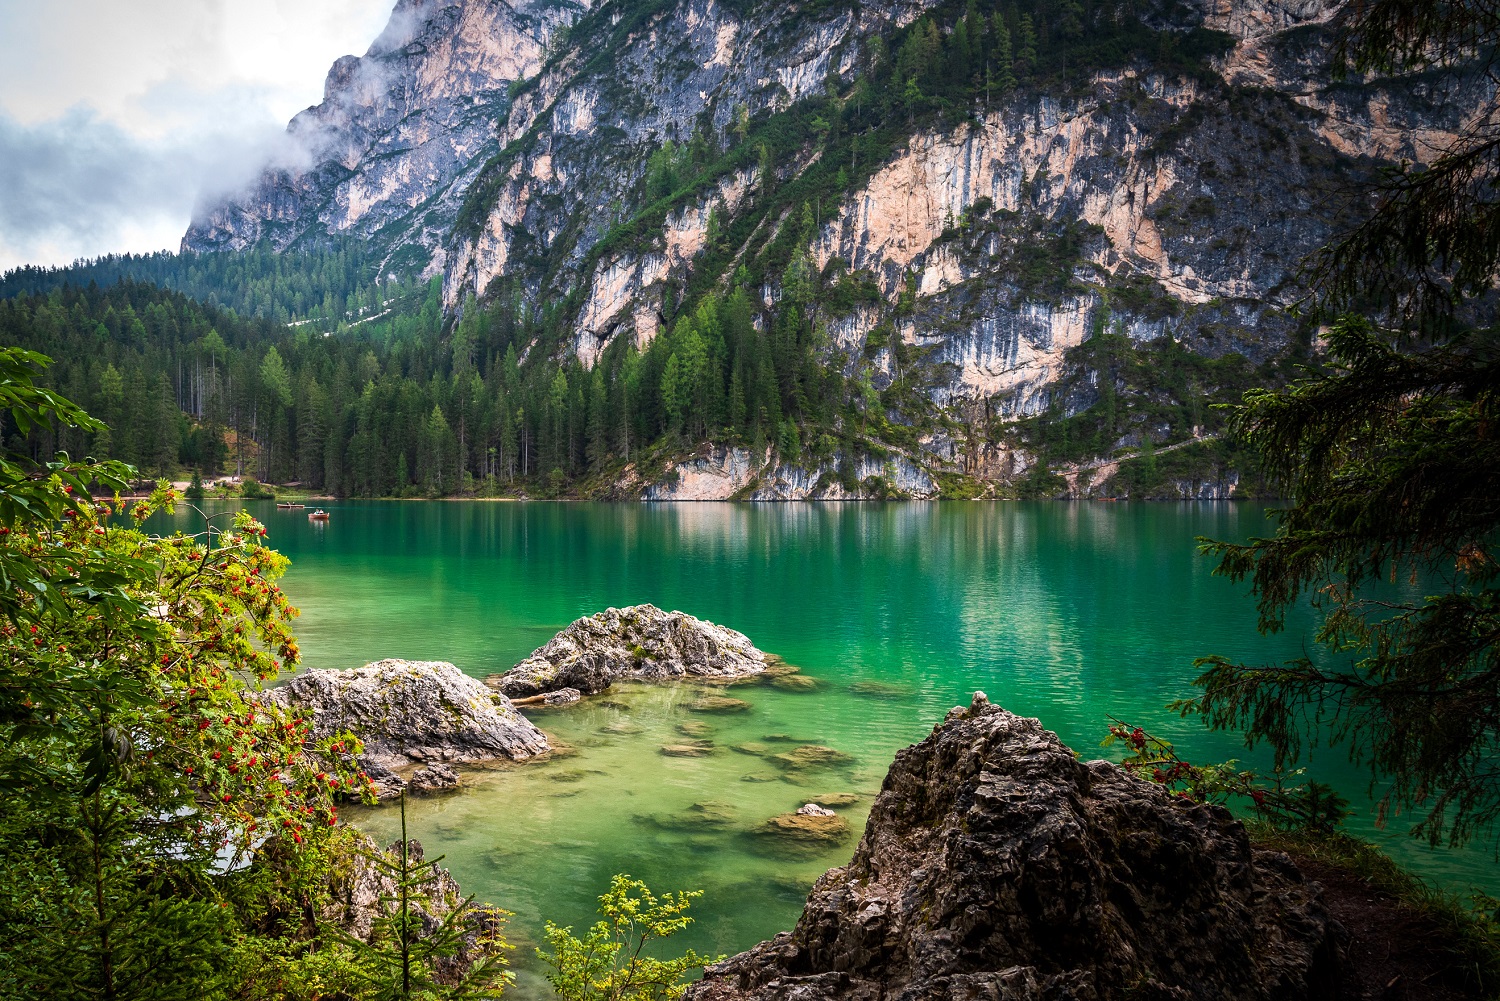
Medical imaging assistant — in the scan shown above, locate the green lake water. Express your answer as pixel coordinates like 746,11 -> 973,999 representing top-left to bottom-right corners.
144,500 -> 1498,993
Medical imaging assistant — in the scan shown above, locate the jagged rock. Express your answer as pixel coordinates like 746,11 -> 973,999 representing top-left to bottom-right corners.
689,693 -> 1344,1001
490,605 -> 770,697
408,763 -> 460,795
795,803 -> 836,817
263,661 -> 550,793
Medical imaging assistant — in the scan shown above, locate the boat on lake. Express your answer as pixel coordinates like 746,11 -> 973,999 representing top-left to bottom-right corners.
276,502 -> 306,510
307,509 -> 329,521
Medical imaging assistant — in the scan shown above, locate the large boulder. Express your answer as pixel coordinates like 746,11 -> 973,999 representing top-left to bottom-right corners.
264,660 -> 550,784
488,604 -> 769,697
689,693 -> 1344,1001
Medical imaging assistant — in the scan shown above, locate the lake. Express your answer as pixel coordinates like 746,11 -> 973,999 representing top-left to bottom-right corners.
145,500 -> 1498,993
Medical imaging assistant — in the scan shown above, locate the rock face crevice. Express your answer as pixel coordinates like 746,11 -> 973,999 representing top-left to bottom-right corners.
490,603 -> 769,697
689,693 -> 1343,1001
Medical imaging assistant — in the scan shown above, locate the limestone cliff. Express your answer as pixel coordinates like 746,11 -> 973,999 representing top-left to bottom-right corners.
185,0 -> 1481,498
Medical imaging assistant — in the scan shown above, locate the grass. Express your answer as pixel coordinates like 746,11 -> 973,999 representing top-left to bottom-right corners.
1248,823 -> 1500,995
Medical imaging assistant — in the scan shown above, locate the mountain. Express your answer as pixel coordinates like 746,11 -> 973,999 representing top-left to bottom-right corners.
183,0 -> 589,275
168,0 -> 1478,498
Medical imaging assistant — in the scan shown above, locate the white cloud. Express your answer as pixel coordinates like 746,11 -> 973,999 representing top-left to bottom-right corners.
0,0 -> 395,270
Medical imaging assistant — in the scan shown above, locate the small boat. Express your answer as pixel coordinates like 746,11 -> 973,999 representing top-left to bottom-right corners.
276,502 -> 306,510
307,509 -> 330,521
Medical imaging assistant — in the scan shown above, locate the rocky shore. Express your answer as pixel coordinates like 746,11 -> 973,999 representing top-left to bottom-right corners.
688,692 -> 1344,1001
488,604 -> 770,697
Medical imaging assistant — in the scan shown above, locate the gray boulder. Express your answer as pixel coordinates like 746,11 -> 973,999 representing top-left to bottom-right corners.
264,660 -> 550,786
689,692 -> 1344,1001
488,604 -> 769,697
408,763 -> 461,795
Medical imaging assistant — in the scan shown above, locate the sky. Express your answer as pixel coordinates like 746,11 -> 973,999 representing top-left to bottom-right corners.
0,0 -> 395,272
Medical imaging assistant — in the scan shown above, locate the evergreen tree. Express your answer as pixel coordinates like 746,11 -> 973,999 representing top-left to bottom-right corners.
1187,0 -> 1500,849
340,794 -> 511,1001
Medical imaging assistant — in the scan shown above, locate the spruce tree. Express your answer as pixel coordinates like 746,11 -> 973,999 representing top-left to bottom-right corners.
1188,0 -> 1500,849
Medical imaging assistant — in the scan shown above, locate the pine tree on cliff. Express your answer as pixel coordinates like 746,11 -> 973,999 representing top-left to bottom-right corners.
1187,0 -> 1500,849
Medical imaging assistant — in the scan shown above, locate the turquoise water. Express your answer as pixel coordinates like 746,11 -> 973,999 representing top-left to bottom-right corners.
143,500 -> 1498,990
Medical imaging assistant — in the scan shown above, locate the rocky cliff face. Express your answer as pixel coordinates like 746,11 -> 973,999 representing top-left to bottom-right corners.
689,692 -> 1344,1001
187,0 -> 1481,496
183,0 -> 588,272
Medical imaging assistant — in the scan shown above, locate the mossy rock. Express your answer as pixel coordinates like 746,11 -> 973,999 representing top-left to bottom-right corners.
809,792 -> 861,808
771,745 -> 855,770
762,733 -> 821,744
771,674 -> 819,692
688,696 -> 752,713
677,721 -> 714,738
731,742 -> 772,756
760,660 -> 801,678
741,773 -> 779,783
755,810 -> 850,844
660,743 -> 715,757
547,769 -> 589,783
638,801 -> 737,831
602,720 -> 645,735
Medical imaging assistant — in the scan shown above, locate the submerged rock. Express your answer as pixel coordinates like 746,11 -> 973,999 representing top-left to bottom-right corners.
846,680 -> 911,700
661,743 -> 715,758
755,808 -> 850,845
677,721 -> 714,738
263,660 -> 550,799
770,745 -> 854,771
731,742 -> 772,756
690,693 -> 1344,1001
689,696 -> 752,713
489,604 -> 770,697
807,792 -> 860,808
639,801 -> 738,832
795,803 -> 835,817
769,674 -> 819,692
407,763 -> 460,795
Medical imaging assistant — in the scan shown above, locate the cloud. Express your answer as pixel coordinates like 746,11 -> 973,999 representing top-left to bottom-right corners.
0,106 -> 297,271
0,0 -> 394,270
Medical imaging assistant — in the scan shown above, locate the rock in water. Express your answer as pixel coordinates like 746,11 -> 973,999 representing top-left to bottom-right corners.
408,763 -> 460,795
264,660 -> 550,783
690,693 -> 1344,1001
489,604 -> 769,697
